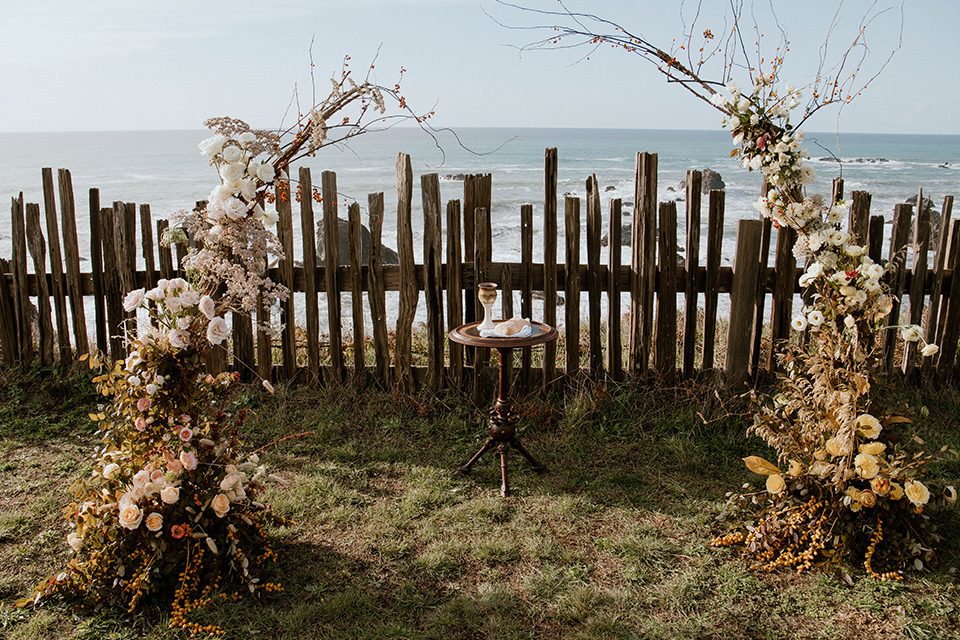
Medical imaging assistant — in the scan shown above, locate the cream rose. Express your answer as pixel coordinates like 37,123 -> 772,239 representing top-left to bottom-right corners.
904,480 -> 930,507
145,512 -> 163,532
160,486 -> 180,504
102,463 -> 121,480
859,442 -> 886,456
856,414 -> 882,439
118,500 -> 143,530
198,295 -> 216,320
889,482 -> 904,500
67,532 -> 82,551
179,450 -> 198,471
211,493 -> 231,518
854,453 -> 880,479
765,474 -> 786,495
206,317 -> 230,345
859,489 -> 877,508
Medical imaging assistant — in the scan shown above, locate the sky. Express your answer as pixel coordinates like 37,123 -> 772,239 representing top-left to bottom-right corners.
1,0 -> 958,135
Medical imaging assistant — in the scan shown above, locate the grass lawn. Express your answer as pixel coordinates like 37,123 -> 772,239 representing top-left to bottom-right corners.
0,364 -> 958,639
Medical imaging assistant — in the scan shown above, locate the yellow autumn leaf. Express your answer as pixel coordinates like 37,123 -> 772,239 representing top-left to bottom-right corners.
88,413 -> 100,422
883,416 -> 913,425
743,456 -> 781,475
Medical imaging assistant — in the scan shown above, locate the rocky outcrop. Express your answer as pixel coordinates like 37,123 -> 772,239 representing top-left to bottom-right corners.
678,168 -> 725,194
317,218 -> 400,266
905,195 -> 941,245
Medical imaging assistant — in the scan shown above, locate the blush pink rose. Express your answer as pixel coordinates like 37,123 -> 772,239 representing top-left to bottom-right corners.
137,398 -> 152,412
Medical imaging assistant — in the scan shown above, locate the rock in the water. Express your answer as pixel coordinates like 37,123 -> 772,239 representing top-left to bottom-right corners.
678,168 -> 725,194
441,174 -> 466,181
605,185 -> 616,192
317,218 -> 400,266
905,195 -> 942,244
600,222 -> 633,247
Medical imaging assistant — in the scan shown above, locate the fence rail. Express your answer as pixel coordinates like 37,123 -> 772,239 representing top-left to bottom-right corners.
1,153 -> 957,395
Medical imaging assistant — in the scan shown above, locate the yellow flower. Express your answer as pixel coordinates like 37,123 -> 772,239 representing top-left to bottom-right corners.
787,459 -> 804,477
766,474 -> 786,495
858,442 -> 886,456
870,476 -> 890,496
845,486 -> 862,512
825,437 -> 847,458
856,414 -> 882,439
854,453 -> 880,480
889,482 -> 904,500
904,480 -> 930,507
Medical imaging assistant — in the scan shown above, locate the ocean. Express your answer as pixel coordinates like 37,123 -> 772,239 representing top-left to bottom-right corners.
1,127 -> 958,331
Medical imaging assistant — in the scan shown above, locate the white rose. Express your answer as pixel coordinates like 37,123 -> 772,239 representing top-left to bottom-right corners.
145,383 -> 158,396
145,512 -> 163,532
239,179 -> 258,200
262,206 -> 279,227
237,131 -> 257,145
211,493 -> 231,518
223,197 -> 248,221
256,162 -> 276,183
103,463 -> 121,480
806,310 -> 825,327
198,134 -> 227,157
791,316 -> 807,332
221,145 -> 244,164
180,289 -> 200,307
118,501 -> 143,530
168,329 -> 190,349
221,162 -> 245,182
206,317 -> 230,345
160,486 -> 180,504
123,288 -> 146,312
67,532 -> 82,551
199,295 -> 216,320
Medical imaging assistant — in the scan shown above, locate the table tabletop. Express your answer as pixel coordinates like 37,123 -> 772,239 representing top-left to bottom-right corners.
448,320 -> 557,349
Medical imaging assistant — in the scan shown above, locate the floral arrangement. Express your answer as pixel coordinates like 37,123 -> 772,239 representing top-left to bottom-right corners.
20,61 -> 427,634
710,75 -> 956,580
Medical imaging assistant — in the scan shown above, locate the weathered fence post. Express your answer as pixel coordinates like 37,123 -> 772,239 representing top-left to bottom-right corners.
585,175 -> 603,378
702,189 -> 725,372
299,168 -> 321,383
727,219 -> 763,388
322,171 -> 345,385
395,153 -> 417,393
421,173 -> 444,392
543,148 -> 559,393
606,199 -> 623,381
655,201 -> 678,384
368,193 -> 390,387
682,170 -> 702,379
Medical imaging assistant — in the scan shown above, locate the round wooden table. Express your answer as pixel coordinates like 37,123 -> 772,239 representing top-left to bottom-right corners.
449,320 -> 558,497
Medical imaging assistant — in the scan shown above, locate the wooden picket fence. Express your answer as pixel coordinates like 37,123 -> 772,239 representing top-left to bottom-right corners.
1,151 -> 957,396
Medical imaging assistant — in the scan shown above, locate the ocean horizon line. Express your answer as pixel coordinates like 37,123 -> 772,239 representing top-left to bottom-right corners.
2,125 -> 959,139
